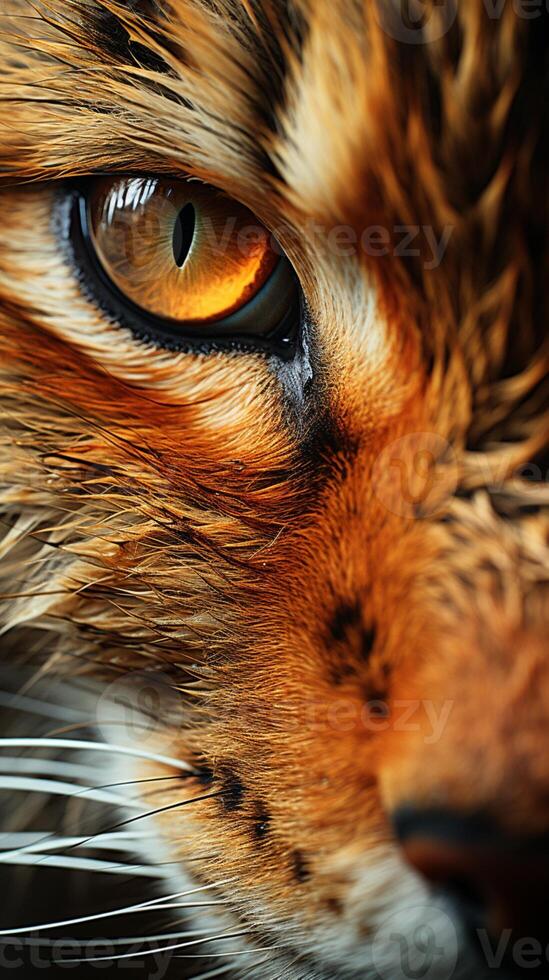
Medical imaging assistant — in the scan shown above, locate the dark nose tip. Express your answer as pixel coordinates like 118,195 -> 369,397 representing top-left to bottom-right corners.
393,807 -> 549,939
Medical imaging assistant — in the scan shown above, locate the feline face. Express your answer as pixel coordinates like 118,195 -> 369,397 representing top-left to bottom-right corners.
0,1 -> 548,978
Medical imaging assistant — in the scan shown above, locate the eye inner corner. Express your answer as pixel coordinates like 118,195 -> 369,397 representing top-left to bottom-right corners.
172,202 -> 196,268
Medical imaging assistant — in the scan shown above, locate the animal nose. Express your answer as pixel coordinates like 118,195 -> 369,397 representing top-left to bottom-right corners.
393,807 -> 549,940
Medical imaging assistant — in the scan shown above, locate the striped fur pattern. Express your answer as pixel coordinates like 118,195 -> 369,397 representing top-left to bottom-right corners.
0,1 -> 548,977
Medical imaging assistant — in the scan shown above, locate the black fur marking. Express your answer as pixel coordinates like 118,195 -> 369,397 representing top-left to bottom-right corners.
360,625 -> 377,661
291,849 -> 311,883
234,3 -> 308,181
196,764 -> 215,787
252,802 -> 272,841
89,8 -> 130,61
364,696 -> 390,719
86,7 -> 172,76
219,768 -> 245,811
300,410 -> 360,474
325,896 -> 344,917
362,660 -> 390,711
326,606 -> 378,685
328,601 -> 362,645
129,39 -> 171,75
329,661 -> 357,685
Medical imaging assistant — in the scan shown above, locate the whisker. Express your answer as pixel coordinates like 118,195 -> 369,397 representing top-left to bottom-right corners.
0,831 -> 153,853
70,791 -> 221,849
128,902 -> 228,911
0,853 -> 174,877
90,774 -> 193,790
0,756 -> 104,780
0,882 -> 233,935
173,944 -> 291,959
54,930 -> 249,964
0,776 -> 145,810
0,781 -> 211,867
0,737 -> 194,772
16,927 -> 234,948
0,832 -> 215,869
0,787 -> 210,864
0,825 -> 154,864
0,690 -> 86,723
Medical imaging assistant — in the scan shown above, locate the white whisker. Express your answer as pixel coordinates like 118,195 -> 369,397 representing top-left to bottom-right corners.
55,930 -> 248,964
173,945 -> 289,959
92,774 -> 186,790
0,776 -> 145,810
0,853 -> 173,876
0,828 -> 154,864
71,791 -> 220,849
0,738 -> 193,772
15,928 -> 231,947
0,881 -> 234,935
0,756 -> 103,781
0,691 -> 85,722
0,831 -> 152,858
130,902 -> 228,910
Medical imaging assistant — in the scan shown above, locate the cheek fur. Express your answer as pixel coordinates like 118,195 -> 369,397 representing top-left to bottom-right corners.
0,1 -> 548,979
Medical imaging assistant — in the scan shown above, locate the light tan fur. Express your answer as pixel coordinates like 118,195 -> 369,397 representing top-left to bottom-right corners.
0,1 -> 548,977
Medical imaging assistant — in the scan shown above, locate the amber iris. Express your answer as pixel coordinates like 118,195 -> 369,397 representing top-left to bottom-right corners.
87,177 -> 280,323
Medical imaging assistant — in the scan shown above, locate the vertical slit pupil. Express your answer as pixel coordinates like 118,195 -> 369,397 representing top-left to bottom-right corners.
173,203 -> 196,268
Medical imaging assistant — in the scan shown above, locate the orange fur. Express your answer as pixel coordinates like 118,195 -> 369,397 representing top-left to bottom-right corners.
0,1 -> 548,977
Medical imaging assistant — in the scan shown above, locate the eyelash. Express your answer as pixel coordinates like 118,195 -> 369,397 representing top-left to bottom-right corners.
64,180 -> 303,361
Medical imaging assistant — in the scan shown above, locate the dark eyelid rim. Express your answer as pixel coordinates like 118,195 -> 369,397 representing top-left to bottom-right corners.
67,182 -> 302,361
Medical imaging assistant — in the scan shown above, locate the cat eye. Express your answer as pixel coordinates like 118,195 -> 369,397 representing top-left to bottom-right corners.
72,176 -> 300,353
